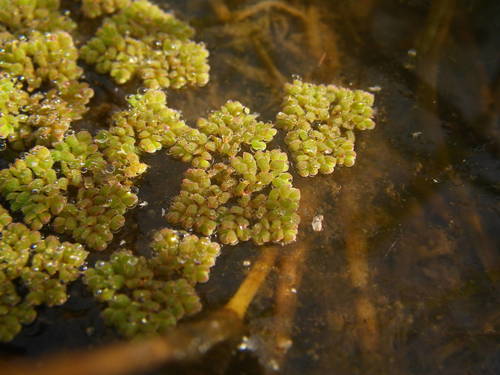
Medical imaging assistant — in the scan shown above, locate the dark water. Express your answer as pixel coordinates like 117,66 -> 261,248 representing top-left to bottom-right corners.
1,0 -> 499,374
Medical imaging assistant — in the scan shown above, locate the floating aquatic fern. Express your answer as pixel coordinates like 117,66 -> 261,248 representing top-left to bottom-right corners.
0,31 -> 83,92
0,205 -> 88,342
84,228 -> 219,337
112,89 -> 189,153
80,0 -> 209,89
0,72 -> 29,141
0,146 -> 68,230
166,102 -> 300,246
0,0 -> 75,34
0,30 -> 93,149
81,0 -> 131,18
276,79 -> 375,177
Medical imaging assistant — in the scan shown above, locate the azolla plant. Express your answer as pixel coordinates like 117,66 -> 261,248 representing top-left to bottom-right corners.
0,204 -> 88,342
0,0 -> 376,341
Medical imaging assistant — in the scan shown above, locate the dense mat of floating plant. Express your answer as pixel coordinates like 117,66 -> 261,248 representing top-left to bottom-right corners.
0,0 -> 75,34
84,229 -> 220,337
277,79 -> 375,177
81,0 -> 131,18
0,0 -> 376,342
166,101 -> 300,245
0,30 -> 93,150
0,204 -> 88,342
80,0 -> 210,89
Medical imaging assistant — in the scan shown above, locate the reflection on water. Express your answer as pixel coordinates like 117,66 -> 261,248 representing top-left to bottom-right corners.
1,0 -> 499,374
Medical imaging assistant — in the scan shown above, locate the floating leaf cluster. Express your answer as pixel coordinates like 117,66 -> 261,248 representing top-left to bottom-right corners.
167,101 -> 300,246
112,89 -> 188,153
84,229 -> 219,337
0,31 -> 83,91
81,0 -> 131,18
53,181 -> 138,251
276,79 -> 376,177
0,129 -> 141,250
0,30 -> 93,149
80,0 -> 210,89
0,204 -> 88,342
0,146 -> 68,230
47,125 -> 145,250
0,0 -> 75,34
0,72 -> 29,141
169,100 -> 277,168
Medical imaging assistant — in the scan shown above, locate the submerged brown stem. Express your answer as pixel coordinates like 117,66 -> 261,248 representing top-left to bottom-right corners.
209,0 -> 232,22
252,37 -> 287,86
226,246 -> 280,318
234,1 -> 307,22
1,309 -> 242,375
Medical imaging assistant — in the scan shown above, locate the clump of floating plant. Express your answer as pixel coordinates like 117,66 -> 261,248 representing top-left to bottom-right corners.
84,229 -> 219,337
49,129 -> 141,251
150,228 -> 220,284
0,31 -> 93,149
276,79 -> 375,177
0,31 -> 83,91
48,88 -> 189,250
169,100 -> 277,168
48,88 -> 190,251
166,101 -> 300,246
81,0 -> 131,18
0,204 -> 88,342
53,182 -> 138,251
80,0 -> 209,89
0,146 -> 68,230
0,0 -> 75,34
0,128 -> 141,250
111,89 -> 189,153
0,72 -> 29,142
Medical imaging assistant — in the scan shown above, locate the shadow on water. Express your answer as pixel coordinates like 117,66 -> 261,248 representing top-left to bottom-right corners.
1,0 -> 499,374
